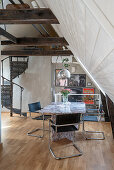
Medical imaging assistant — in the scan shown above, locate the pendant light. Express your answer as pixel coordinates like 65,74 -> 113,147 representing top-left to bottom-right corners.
57,58 -> 71,79
57,69 -> 71,79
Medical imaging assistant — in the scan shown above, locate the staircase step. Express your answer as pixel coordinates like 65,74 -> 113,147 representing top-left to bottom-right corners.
12,108 -> 21,114
10,61 -> 28,79
1,85 -> 11,96
12,68 -> 27,72
2,96 -> 11,100
3,80 -> 11,85
11,61 -> 28,67
12,108 -> 27,117
1,85 -> 11,88
11,72 -> 25,79
2,101 -> 11,107
1,89 -> 11,92
21,112 -> 27,117
1,92 -> 11,95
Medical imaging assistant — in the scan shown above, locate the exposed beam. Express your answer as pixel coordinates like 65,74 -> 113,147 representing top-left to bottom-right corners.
1,49 -> 73,56
0,27 -> 17,43
8,0 -> 29,9
6,4 -> 30,9
0,9 -> 59,24
1,37 -> 69,46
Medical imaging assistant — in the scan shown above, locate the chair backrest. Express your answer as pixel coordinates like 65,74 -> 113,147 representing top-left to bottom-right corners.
28,102 -> 41,112
56,113 -> 80,125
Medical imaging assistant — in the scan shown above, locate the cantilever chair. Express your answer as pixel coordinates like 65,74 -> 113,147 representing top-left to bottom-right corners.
28,102 -> 42,118
82,107 -> 105,140
49,113 -> 83,160
27,102 -> 50,138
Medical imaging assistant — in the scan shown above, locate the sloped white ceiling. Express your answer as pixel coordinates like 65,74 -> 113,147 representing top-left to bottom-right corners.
94,0 -> 114,27
36,0 -> 114,101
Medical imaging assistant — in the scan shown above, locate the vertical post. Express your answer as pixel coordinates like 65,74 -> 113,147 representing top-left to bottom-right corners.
9,56 -> 13,117
1,60 -> 3,77
100,91 -> 109,122
1,77 -> 4,108
1,61 -> 4,85
0,37 -> 2,144
51,63 -> 55,102
106,94 -> 114,138
20,89 -> 22,116
17,57 -> 19,78
27,57 -> 29,69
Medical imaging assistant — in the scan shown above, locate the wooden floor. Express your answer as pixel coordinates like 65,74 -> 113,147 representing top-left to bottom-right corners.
0,113 -> 114,170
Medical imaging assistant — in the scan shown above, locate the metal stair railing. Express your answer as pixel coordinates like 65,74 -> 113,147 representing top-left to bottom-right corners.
1,76 -> 24,90
1,56 -> 29,80
1,76 -> 24,116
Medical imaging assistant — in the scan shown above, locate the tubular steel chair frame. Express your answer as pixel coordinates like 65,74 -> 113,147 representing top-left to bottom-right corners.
27,102 -> 47,138
49,118 -> 83,160
82,113 -> 105,140
27,114 -> 45,138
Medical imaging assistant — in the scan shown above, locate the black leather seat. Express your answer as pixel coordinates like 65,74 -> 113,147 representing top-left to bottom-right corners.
51,113 -> 80,132
28,102 -> 51,120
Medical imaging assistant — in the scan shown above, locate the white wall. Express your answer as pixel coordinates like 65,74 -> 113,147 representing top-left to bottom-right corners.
14,56 -> 52,112
1,56 -> 52,112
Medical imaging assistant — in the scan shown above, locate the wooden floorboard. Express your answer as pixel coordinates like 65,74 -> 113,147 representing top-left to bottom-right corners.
0,113 -> 114,170
0,143 -> 3,151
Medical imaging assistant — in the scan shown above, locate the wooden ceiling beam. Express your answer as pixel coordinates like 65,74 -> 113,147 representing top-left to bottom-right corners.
0,27 -> 17,43
1,37 -> 68,46
0,8 -> 59,24
6,4 -> 30,9
1,49 -> 73,56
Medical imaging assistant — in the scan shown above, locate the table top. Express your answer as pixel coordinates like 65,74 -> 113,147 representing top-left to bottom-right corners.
39,102 -> 86,115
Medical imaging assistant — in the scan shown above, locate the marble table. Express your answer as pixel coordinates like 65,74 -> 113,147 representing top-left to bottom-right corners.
40,102 -> 86,141
40,102 -> 86,115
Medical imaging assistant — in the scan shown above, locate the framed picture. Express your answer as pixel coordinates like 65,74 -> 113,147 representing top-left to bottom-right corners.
55,69 -> 68,87
87,82 -> 92,86
83,88 -> 95,104
68,74 -> 86,87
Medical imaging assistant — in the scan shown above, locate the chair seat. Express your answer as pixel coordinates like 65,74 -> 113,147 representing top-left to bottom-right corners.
34,111 -> 40,113
83,115 -> 98,122
51,125 -> 78,133
33,115 -> 51,120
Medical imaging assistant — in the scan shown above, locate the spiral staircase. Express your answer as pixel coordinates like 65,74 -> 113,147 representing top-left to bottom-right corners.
1,56 -> 29,117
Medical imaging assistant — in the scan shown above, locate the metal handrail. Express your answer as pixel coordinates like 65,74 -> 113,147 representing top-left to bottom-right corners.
1,76 -> 24,90
1,56 -> 9,62
1,75 -> 24,116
